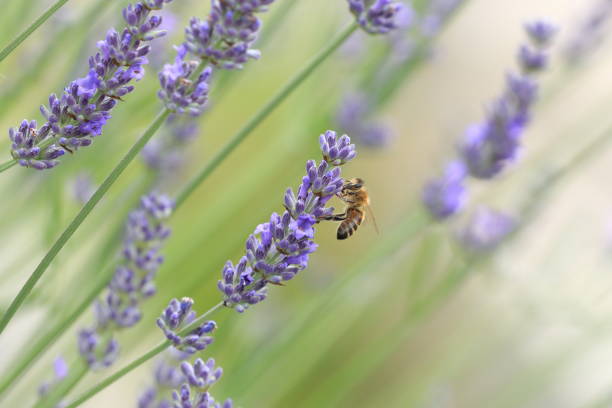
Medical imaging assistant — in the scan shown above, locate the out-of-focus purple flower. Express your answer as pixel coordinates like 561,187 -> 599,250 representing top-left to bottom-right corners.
139,354 -> 187,408
420,0 -> 465,37
459,207 -> 516,251
218,130 -> 357,313
460,19 -> 556,179
9,1 -> 174,170
348,0 -> 411,35
142,116 -> 199,174
72,173 -> 96,204
423,161 -> 467,220
157,298 -> 216,354
78,192 -> 174,370
524,19 -> 558,46
565,0 -> 612,64
38,356 -> 69,398
336,92 -> 393,148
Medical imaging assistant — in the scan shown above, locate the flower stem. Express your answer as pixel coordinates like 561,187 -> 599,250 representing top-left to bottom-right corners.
0,159 -> 17,173
174,21 -> 359,209
0,109 -> 171,336
0,0 -> 71,63
63,302 -> 224,408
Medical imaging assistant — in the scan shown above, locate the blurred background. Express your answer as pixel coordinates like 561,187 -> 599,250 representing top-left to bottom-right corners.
3,0 -> 612,406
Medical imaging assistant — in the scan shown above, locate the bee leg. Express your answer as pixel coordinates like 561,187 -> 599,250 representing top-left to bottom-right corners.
318,212 -> 347,222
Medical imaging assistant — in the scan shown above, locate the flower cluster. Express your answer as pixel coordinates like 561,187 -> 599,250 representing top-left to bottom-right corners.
347,0 -> 409,35
158,0 -> 276,114
336,92 -> 392,148
141,299 -> 230,408
172,359 -> 232,408
423,20 -> 557,220
157,51 -> 213,116
142,115 -> 200,175
422,161 -> 467,220
459,207 -> 516,251
217,130 -> 357,312
420,0 -> 465,37
157,298 -> 216,354
139,354 -> 187,408
78,192 -> 174,370
9,0 -> 174,170
184,0 -> 274,69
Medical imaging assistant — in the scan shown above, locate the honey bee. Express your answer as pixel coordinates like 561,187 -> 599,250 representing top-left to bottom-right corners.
320,177 -> 378,240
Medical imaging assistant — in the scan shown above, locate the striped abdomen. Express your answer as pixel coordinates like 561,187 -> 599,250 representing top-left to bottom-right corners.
337,207 -> 365,240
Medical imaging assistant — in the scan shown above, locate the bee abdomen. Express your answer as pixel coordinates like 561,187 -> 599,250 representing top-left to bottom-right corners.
337,208 -> 364,240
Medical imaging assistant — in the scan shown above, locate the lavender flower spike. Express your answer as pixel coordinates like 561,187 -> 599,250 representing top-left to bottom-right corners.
143,298 -> 231,408
158,48 -> 213,116
183,0 -> 275,70
347,0 -> 411,35
9,0 -> 174,170
158,0 -> 276,115
218,130 -> 357,313
157,297 -> 216,354
459,207 -> 516,251
172,359 -> 232,408
78,192 -> 174,370
460,19 -> 557,179
423,161 -> 467,220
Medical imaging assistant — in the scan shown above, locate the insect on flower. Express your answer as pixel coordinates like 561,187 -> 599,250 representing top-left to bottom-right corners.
319,177 -> 378,240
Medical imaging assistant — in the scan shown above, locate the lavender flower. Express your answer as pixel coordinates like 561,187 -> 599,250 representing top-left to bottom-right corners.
157,298 -> 216,354
218,130 -> 357,312
9,1 -> 174,170
565,0 -> 612,64
336,92 -> 393,148
38,356 -> 69,398
420,0 -> 465,37
158,0 -> 276,114
158,50 -> 213,116
347,0 -> 410,34
142,299 -> 230,408
78,192 -> 174,370
459,207 -> 516,251
172,359 -> 232,408
460,19 -> 556,179
422,161 -> 467,220
142,115 -> 199,174
71,173 -> 96,204
139,354 -> 187,408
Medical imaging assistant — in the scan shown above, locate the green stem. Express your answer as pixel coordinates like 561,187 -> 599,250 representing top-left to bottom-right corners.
0,159 -> 17,173
0,0 -> 71,63
0,109 -> 170,336
64,302 -> 224,408
0,263 -> 114,400
174,21 -> 359,208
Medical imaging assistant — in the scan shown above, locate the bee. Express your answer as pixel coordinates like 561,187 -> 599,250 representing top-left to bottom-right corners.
320,177 -> 378,240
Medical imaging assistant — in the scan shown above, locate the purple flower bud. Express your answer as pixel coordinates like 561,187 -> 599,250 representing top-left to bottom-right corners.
423,161 -> 467,220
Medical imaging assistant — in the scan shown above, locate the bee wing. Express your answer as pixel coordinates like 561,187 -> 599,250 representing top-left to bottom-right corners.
365,203 -> 379,235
